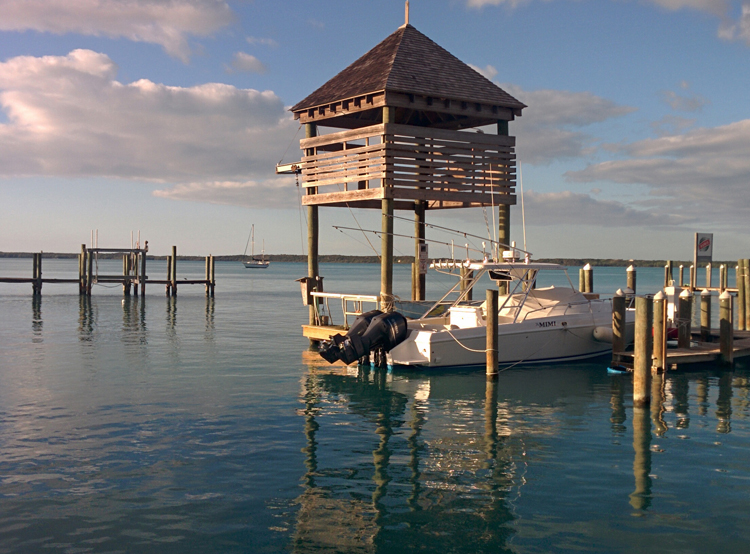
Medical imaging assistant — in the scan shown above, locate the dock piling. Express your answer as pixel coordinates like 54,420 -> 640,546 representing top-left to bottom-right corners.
626,265 -> 636,294
653,291 -> 666,372
633,296 -> 653,407
719,290 -> 734,365
486,288 -> 498,378
679,265 -> 684,288
612,289 -> 627,363
700,289 -> 711,343
743,259 -> 750,333
677,289 -> 693,349
171,246 -> 177,297
738,261 -> 746,331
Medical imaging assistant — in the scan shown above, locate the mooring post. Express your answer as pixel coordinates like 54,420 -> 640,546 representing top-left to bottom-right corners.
719,290 -> 734,365
210,255 -> 216,296
79,245 -> 85,295
653,291 -> 667,372
679,265 -> 684,288
706,263 -> 712,289
737,261 -> 746,331
700,289 -> 711,343
414,200 -> 426,301
677,289 -> 693,349
689,264 -> 696,291
627,264 -> 636,295
205,256 -> 210,296
140,248 -> 147,297
486,288 -> 498,378
612,289 -> 627,364
633,296 -> 653,407
166,255 -> 172,296
720,264 -> 726,293
743,259 -> 750,333
171,246 -> 177,297
665,260 -> 674,287
579,267 -> 585,293
123,255 -> 131,296
86,248 -> 93,296
585,264 -> 593,294
32,253 -> 42,295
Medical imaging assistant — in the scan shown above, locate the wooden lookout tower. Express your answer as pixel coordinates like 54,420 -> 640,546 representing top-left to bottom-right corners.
288,14 -> 525,326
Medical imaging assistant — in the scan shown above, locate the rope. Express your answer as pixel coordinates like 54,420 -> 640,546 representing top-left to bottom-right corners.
277,124 -> 302,165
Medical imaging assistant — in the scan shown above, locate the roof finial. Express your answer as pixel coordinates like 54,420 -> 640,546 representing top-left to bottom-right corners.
405,1 -> 410,25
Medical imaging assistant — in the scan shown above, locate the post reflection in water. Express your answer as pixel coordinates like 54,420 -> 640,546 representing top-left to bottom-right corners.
121,296 -> 148,345
716,372 -> 733,434
610,376 -> 627,437
651,372 -> 668,437
78,295 -> 94,341
630,405 -> 653,511
31,295 -> 43,343
295,364 -> 516,554
673,374 -> 690,429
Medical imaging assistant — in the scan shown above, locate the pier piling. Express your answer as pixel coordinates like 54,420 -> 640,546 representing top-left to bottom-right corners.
700,289 -> 712,343
627,265 -> 636,294
720,291 -> 734,365
486,288 -> 498,378
612,289 -> 627,365
677,289 -> 693,349
743,259 -> 750,332
738,261 -> 746,331
653,291 -> 666,372
633,296 -> 653,407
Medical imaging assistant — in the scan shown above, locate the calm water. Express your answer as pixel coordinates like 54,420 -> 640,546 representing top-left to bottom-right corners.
1,259 -> 749,553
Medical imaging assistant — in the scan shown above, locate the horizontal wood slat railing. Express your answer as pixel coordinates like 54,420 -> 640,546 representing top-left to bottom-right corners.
300,123 -> 516,207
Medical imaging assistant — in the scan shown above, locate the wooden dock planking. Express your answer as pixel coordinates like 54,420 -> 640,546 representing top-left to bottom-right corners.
302,324 -> 347,342
613,330 -> 750,369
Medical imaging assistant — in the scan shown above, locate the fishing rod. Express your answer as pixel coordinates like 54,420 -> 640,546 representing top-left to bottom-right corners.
333,225 -> 494,258
385,213 -> 533,256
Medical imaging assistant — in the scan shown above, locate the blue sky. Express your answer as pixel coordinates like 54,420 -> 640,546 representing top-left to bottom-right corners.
1,0 -> 749,260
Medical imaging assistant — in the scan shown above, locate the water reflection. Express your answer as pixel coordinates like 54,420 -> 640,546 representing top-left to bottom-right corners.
717,372 -> 733,434
610,377 -> 627,437
651,372 -> 668,437
31,295 -> 42,343
77,295 -> 94,341
630,406 -> 652,511
295,365 -> 516,553
121,296 -> 147,345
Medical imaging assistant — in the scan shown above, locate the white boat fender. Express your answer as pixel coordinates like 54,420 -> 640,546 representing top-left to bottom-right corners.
593,326 -> 614,343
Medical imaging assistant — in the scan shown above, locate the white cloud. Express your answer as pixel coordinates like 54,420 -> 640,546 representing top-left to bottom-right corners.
501,85 -> 636,164
467,0 -> 533,7
0,0 -> 234,62
228,52 -> 267,74
0,50 -> 300,190
246,36 -> 278,47
660,85 -> 708,112
153,178 -> 299,208
521,190 -> 686,227
566,119 -> 750,225
468,63 -> 498,80
646,0 -> 729,16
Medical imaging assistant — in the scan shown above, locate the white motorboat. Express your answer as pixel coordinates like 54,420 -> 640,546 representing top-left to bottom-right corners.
386,259 -> 633,369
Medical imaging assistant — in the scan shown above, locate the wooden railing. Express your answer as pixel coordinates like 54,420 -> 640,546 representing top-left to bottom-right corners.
299,123 -> 516,207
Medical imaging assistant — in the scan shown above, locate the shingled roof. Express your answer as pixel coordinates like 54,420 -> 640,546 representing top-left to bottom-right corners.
291,24 -> 525,114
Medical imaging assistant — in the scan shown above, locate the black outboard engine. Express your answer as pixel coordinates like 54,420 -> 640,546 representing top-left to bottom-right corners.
318,310 -> 408,365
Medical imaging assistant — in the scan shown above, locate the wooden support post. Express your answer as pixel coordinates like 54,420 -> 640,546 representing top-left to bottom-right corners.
86,248 -> 93,296
706,263 -> 712,289
486,288 -> 498,378
689,264 -> 696,291
79,245 -> 85,295
210,255 -> 216,296
171,246 -> 177,297
612,289 -> 627,363
720,264 -> 727,293
627,264 -> 636,294
123,255 -> 130,296
653,291 -> 667,372
633,296 -> 653,407
579,267 -> 585,293
679,265 -> 684,288
414,200 -> 426,301
665,260 -> 673,287
700,290 -> 711,343
583,263 -> 593,293
306,122 -> 319,326
205,256 -> 211,296
744,259 -> 750,333
719,291 -> 734,366
381,197 -> 394,312
677,289 -> 693,349
140,249 -> 147,297
737,261 -> 746,331
166,255 -> 172,296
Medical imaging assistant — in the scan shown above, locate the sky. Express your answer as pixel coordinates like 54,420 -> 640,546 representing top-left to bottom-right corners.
0,0 -> 749,261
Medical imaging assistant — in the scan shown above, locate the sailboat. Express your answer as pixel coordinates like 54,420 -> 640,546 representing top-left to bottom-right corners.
243,225 -> 269,269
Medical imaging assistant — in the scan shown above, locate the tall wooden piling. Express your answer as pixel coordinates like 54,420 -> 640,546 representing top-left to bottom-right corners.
700,289 -> 711,343
170,245 -> 177,297
612,289 -> 627,361
86,247 -> 93,296
743,259 -> 750,333
123,255 -> 131,296
140,249 -> 147,297
32,253 -> 42,295
380,106 -> 395,313
679,265 -> 685,288
579,263 -> 592,293
665,260 -> 674,286
626,265 -> 636,294
737,261 -> 746,331
689,264 -> 696,291
706,263 -> 712,289
720,264 -> 727,293
306,122 -> 319,326
166,255 -> 172,296
486,288 -> 498,378
633,296 -> 653,407
677,289 -> 693,349
413,200 -> 426,301
653,291 -> 666,372
720,290 -> 734,365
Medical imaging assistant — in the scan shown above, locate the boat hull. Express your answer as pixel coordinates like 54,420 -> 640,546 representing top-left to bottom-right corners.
388,306 -> 632,369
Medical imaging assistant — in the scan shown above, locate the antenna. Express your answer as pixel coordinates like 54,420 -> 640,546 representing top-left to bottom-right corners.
519,162 -> 527,253
405,1 -> 409,25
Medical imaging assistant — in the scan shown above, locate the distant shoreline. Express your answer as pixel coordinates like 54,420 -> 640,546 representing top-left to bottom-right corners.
0,251 -> 715,267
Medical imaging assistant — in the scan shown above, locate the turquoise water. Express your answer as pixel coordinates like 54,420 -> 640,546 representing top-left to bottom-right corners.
0,259 -> 748,553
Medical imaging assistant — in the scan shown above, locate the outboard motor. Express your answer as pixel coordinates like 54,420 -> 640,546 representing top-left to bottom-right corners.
318,310 -> 408,365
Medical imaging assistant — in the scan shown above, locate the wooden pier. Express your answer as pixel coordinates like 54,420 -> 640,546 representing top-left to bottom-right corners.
0,245 -> 216,297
